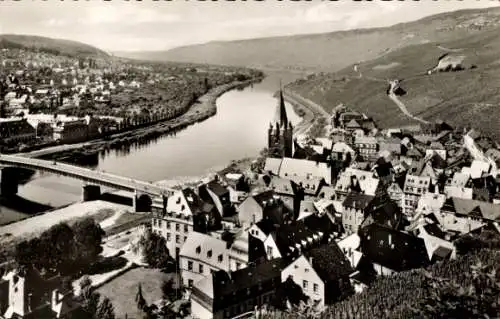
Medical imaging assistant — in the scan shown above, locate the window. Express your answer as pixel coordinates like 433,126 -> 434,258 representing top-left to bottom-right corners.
303,280 -> 308,290
166,222 -> 171,229
188,261 -> 193,271
175,223 -> 180,231
196,246 -> 201,254
176,235 -> 180,244
207,250 -> 213,258
166,232 -> 171,242
199,264 -> 204,274
236,262 -> 241,270
158,220 -> 163,228
184,236 -> 187,242
184,224 -> 188,233
181,205 -> 185,211
313,283 -> 319,293
218,254 -> 223,263
267,246 -> 273,256
304,268 -> 310,273
188,279 -> 193,288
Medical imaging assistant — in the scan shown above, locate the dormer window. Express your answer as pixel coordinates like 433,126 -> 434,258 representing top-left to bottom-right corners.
196,246 -> 201,254
207,250 -> 212,258
181,205 -> 185,211
176,197 -> 181,204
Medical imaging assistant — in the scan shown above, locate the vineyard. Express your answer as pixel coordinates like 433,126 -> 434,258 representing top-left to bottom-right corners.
263,247 -> 500,319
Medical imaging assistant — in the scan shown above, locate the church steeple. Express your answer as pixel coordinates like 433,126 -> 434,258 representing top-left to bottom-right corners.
273,81 -> 289,128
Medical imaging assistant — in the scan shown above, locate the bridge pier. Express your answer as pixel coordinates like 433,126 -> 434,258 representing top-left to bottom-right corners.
133,190 -> 152,213
82,184 -> 101,202
0,167 -> 19,197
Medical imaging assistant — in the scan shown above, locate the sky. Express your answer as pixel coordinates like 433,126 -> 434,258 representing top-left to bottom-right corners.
0,0 -> 499,52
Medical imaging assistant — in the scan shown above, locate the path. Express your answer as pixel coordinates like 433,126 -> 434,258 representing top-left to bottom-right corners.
387,92 -> 430,125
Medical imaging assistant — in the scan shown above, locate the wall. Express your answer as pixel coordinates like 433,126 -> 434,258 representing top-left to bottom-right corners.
281,256 -> 325,308
238,197 -> 263,225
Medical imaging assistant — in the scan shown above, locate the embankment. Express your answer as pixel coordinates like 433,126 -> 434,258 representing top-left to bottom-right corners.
33,77 -> 264,160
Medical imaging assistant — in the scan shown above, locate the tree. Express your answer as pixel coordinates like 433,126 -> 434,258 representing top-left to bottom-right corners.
96,297 -> 115,319
136,283 -> 147,312
80,276 -> 116,319
161,279 -> 181,302
137,229 -> 173,269
73,218 -> 105,268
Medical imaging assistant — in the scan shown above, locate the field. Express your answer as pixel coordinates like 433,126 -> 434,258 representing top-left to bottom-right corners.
288,26 -> 500,140
97,268 -> 180,319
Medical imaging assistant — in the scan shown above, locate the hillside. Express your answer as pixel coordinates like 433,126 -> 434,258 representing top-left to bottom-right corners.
117,7 -> 500,72
0,34 -> 108,58
287,26 -> 500,140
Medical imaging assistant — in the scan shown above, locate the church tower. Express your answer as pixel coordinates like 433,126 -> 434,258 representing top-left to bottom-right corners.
268,86 -> 293,158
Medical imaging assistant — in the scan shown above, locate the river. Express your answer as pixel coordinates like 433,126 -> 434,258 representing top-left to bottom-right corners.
3,71 -> 304,213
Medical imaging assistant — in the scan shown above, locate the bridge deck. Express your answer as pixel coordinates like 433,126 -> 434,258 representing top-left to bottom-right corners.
0,154 -> 175,197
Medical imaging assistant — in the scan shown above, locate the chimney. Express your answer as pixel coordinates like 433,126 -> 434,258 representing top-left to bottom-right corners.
309,257 -> 313,266
51,289 -> 60,308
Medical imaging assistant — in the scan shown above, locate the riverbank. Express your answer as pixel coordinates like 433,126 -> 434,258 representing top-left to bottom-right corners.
23,77 -> 264,160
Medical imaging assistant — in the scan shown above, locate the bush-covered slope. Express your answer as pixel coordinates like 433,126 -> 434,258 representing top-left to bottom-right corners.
0,34 -> 108,58
119,7 -> 500,72
287,27 -> 500,139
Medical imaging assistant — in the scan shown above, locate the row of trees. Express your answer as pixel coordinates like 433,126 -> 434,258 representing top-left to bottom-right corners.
14,218 -> 105,275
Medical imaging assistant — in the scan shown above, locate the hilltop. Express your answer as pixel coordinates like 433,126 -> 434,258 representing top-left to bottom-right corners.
0,34 -> 109,58
117,7 -> 500,72
287,25 -> 500,140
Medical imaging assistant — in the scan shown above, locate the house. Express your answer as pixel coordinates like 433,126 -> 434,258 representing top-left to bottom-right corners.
1,267 -> 85,319
261,222 -> 327,260
441,197 -> 500,224
199,180 -> 232,218
152,188 -> 220,259
358,224 -> 429,275
227,228 -> 250,272
359,195 -> 403,231
190,258 -> 287,319
444,172 -> 473,199
237,191 -> 293,226
281,243 -> 353,308
402,175 -> 431,217
354,136 -> 379,162
52,119 -> 88,143
331,142 -> 356,162
264,157 -> 332,185
378,137 -> 402,157
334,168 -> 382,202
387,181 -> 404,207
341,193 -> 375,235
0,118 -> 36,145
414,224 -> 456,262
179,231 -> 230,288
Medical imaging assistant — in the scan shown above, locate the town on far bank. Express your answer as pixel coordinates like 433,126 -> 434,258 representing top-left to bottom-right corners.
1,51 -> 500,319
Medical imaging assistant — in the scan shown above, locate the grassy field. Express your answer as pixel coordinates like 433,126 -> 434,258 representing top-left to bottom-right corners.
288,26 -> 500,140
97,268 -> 180,319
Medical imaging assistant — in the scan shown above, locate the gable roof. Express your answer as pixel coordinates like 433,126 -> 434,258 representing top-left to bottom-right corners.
206,181 -> 229,197
269,177 -> 294,196
305,243 -> 354,284
342,193 -> 375,210
359,224 -> 429,272
442,197 -> 500,221
278,158 -> 331,184
179,231 -> 229,267
264,157 -> 283,175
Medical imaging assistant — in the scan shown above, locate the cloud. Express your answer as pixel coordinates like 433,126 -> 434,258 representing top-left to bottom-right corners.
78,5 -> 181,26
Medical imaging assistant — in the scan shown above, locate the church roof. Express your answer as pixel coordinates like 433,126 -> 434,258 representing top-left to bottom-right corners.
273,89 -> 289,128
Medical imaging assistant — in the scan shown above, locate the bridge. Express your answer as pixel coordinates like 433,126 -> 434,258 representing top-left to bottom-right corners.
0,154 -> 176,212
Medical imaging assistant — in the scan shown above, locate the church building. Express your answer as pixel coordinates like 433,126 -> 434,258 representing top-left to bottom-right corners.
268,88 -> 293,158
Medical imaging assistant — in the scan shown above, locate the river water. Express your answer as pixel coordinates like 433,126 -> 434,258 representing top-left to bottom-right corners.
9,71 -> 304,209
